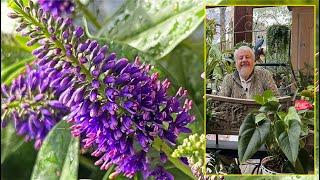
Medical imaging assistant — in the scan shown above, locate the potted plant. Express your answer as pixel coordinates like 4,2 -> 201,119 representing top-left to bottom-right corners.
238,90 -> 313,174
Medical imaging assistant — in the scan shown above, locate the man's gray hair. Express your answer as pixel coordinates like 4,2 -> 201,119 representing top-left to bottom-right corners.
234,46 -> 255,61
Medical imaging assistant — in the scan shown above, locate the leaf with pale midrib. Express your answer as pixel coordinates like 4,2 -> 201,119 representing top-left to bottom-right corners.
238,113 -> 271,163
275,119 -> 301,166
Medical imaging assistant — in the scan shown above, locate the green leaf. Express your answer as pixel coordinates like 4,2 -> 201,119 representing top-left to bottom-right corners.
1,122 -> 24,164
102,165 -> 115,180
238,113 -> 271,163
253,94 -> 265,105
1,57 -> 33,83
284,107 -> 301,124
263,90 -> 274,100
254,90 -> 278,106
1,34 -> 32,70
60,137 -> 80,180
255,113 -> 267,124
14,35 -> 40,52
31,120 -> 79,180
259,101 -> 280,112
274,119 -> 301,166
98,0 -> 204,59
277,111 -> 287,121
1,140 -> 37,179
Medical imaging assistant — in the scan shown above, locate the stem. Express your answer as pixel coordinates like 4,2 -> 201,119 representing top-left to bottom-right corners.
152,137 -> 196,179
134,174 -> 139,180
102,165 -> 115,180
76,0 -> 102,29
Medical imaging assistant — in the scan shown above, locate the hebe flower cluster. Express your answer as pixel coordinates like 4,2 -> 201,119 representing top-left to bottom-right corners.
38,0 -> 74,16
1,64 -> 68,149
5,0 -> 196,178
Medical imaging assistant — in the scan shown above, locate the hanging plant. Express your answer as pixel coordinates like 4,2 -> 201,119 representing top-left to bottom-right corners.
266,25 -> 290,55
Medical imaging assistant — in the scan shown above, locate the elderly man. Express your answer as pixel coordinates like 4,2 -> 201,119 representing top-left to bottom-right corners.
218,46 -> 279,99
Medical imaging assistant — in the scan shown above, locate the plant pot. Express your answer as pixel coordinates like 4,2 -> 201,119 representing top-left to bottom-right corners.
260,156 -> 280,174
260,156 -> 296,174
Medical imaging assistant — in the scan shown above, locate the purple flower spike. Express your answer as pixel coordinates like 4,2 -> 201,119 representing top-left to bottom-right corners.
38,0 -> 74,16
1,65 -> 68,150
7,3 -> 196,177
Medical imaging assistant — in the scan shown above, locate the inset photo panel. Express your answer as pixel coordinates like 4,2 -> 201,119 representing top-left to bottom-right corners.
205,5 -> 315,175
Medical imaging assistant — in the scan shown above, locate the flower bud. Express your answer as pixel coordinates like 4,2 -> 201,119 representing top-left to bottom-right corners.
74,26 -> 84,38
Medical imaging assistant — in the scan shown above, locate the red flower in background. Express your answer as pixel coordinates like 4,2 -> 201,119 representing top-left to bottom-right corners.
294,99 -> 313,111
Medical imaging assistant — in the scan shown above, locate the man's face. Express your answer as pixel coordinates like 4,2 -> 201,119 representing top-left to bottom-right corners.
235,50 -> 255,80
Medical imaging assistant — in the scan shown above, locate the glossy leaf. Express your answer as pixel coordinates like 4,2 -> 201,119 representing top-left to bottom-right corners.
254,90 -> 278,106
274,119 -> 301,166
253,95 -> 265,105
98,0 -> 204,59
284,107 -> 301,124
277,111 -> 286,121
1,34 -> 32,71
255,113 -> 267,124
238,113 -> 271,163
1,122 -> 24,164
1,140 -> 37,179
1,57 -> 33,84
31,120 -> 79,180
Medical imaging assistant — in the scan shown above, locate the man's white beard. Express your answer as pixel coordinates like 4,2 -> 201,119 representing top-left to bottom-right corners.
238,66 -> 253,80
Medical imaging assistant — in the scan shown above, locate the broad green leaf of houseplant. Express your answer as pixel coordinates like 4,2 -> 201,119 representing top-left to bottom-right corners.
284,107 -> 301,124
31,120 -> 79,180
274,119 -> 301,166
238,113 -> 271,163
98,0 -> 204,59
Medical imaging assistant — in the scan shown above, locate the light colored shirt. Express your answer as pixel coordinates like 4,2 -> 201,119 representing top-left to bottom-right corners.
239,75 -> 253,98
